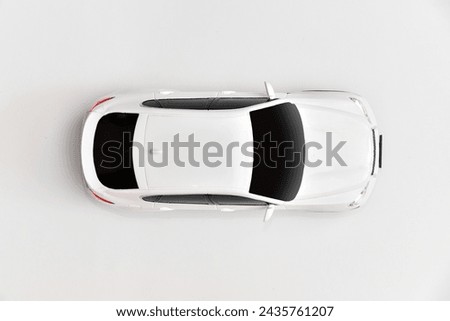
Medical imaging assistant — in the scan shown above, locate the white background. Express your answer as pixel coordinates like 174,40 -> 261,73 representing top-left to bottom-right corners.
0,0 -> 449,300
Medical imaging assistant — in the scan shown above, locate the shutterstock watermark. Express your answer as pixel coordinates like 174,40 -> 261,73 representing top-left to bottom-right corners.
99,132 -> 347,169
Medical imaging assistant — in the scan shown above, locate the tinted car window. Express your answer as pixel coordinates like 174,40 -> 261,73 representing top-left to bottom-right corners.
142,97 -> 269,110
141,99 -> 162,107
249,103 -> 305,201
142,195 -> 211,205
159,98 -> 213,109
142,98 -> 214,109
210,195 -> 267,206
93,113 -> 139,189
141,195 -> 161,202
209,97 -> 269,110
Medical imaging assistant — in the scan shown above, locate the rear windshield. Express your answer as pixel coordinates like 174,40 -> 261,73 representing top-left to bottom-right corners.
93,113 -> 139,189
249,103 -> 305,201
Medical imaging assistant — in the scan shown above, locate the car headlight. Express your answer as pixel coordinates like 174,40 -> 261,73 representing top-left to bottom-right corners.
349,181 -> 370,208
349,97 -> 374,126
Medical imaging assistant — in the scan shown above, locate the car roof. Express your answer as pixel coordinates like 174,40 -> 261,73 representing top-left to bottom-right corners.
133,108 -> 254,195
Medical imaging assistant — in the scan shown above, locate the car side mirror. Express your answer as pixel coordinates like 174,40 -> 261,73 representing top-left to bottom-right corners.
263,204 -> 275,222
264,81 -> 276,100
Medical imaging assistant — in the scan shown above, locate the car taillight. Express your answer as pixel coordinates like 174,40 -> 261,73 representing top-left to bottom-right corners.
90,96 -> 114,112
91,191 -> 114,204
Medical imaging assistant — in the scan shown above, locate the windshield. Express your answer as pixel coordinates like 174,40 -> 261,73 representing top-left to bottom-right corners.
93,113 -> 139,189
249,103 -> 305,201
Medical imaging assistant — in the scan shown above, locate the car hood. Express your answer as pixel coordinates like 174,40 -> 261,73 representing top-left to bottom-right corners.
296,104 -> 374,200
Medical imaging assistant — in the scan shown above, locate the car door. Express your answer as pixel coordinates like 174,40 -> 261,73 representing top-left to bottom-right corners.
142,194 -> 217,212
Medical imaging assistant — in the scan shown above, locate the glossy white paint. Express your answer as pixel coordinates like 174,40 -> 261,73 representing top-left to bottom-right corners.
81,86 -> 381,218
289,91 -> 380,211
142,108 -> 253,194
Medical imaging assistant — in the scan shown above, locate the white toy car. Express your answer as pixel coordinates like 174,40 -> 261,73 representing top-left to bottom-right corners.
81,83 -> 382,221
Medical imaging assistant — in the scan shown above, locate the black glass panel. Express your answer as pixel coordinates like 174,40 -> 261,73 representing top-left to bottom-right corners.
142,100 -> 162,107
143,195 -> 211,205
93,113 -> 139,189
209,97 -> 269,110
210,195 -> 267,206
143,98 -> 214,109
249,103 -> 305,201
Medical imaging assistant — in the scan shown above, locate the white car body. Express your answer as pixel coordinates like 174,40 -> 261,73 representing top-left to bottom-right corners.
81,84 -> 381,220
